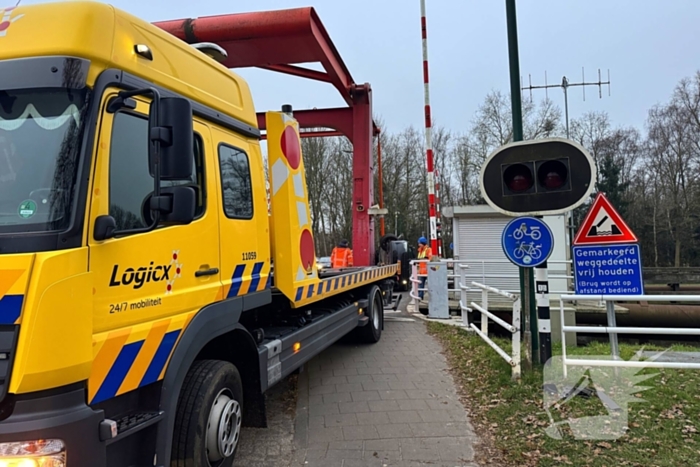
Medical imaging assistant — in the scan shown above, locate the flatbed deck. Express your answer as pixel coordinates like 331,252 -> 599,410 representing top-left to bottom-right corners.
270,264 -> 398,307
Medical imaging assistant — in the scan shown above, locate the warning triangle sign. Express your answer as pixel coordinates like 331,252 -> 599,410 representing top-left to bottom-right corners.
573,192 -> 638,245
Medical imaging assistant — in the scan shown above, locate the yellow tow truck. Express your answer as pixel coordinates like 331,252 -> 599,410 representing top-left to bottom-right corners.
0,2 -> 398,466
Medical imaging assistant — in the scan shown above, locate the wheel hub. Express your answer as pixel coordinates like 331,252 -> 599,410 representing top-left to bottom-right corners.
206,389 -> 242,463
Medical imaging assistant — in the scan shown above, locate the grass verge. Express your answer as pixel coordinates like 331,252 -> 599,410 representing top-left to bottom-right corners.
426,322 -> 700,467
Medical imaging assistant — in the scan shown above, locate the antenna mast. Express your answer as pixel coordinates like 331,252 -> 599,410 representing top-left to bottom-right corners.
521,67 -> 611,137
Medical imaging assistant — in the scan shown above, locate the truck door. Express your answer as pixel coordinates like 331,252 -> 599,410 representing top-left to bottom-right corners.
86,90 -> 221,403
212,127 -> 271,299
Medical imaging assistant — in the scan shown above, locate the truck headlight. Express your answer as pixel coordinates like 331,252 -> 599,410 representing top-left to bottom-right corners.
0,439 -> 65,467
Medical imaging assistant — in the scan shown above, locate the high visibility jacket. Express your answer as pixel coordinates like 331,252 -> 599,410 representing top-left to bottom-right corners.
417,245 -> 432,275
331,247 -> 353,268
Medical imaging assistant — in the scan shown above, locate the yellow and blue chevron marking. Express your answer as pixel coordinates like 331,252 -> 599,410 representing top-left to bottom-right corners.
0,269 -> 27,325
224,261 -> 271,299
292,264 -> 398,306
0,295 -> 22,325
90,261 -> 273,405
89,312 -> 195,405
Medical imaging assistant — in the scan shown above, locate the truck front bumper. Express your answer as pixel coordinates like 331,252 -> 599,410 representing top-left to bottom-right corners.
0,385 -> 105,466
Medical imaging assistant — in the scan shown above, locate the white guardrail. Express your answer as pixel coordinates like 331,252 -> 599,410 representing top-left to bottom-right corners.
559,294 -> 700,377
408,259 -> 465,302
408,259 -> 522,379
407,260 -> 700,381
408,258 -> 574,297
462,278 -> 521,380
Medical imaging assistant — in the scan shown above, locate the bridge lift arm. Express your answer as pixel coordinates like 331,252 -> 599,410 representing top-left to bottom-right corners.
154,7 -> 380,265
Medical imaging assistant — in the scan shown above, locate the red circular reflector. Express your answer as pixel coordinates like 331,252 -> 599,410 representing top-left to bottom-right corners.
281,126 -> 301,170
300,229 -> 316,270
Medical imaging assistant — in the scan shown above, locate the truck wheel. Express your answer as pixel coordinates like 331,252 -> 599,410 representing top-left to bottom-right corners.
357,286 -> 383,343
172,360 -> 244,467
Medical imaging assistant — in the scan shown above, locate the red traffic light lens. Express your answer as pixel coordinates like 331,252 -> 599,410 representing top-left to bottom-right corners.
503,163 -> 533,193
537,160 -> 568,190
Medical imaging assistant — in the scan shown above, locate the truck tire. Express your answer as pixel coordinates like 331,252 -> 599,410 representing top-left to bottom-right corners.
357,286 -> 383,343
171,360 -> 244,467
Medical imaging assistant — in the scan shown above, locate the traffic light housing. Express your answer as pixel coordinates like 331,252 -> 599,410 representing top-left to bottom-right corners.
480,138 -> 596,216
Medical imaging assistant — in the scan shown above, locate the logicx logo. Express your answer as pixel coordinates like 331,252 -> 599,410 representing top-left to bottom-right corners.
108,250 -> 183,294
0,6 -> 24,38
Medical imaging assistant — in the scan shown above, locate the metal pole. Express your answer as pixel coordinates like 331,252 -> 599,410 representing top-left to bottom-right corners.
606,300 -> 620,359
420,0 -> 441,258
377,133 -> 385,236
506,0 -> 523,142
535,262 -> 552,364
506,0 -> 537,365
435,169 -> 443,256
563,77 -> 570,138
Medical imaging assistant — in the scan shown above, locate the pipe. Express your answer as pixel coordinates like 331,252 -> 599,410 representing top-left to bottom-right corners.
645,285 -> 700,293
578,303 -> 700,328
377,134 -> 384,236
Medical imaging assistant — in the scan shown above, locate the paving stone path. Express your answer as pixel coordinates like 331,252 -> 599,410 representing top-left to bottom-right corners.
235,296 -> 482,466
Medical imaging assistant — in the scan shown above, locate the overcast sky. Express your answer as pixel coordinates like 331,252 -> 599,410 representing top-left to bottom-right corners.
22,0 -> 700,135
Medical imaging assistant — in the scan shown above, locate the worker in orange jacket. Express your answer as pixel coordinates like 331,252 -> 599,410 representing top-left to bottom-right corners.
417,237 -> 433,299
330,239 -> 354,268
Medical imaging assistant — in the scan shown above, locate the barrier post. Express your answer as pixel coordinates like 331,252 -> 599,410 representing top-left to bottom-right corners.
512,297 -> 521,380
410,262 -> 418,305
459,265 -> 469,327
481,288 -> 489,334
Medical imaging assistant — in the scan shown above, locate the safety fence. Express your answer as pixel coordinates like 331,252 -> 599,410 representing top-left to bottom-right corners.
407,259 -> 521,379
460,279 -> 521,379
559,294 -> 700,377
408,258 -> 573,306
406,260 -> 700,381
408,259 -> 466,302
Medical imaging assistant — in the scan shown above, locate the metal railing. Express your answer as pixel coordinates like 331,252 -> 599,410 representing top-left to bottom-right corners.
409,259 -> 469,303
458,258 -> 573,296
408,260 -> 427,302
559,294 -> 700,377
460,276 -> 521,380
409,258 -> 573,304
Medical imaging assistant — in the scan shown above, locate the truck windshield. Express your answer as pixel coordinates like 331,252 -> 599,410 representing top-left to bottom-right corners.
0,87 -> 90,233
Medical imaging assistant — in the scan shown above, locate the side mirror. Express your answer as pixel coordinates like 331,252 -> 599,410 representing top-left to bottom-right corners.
149,97 -> 193,181
142,186 -> 196,227
94,215 -> 117,241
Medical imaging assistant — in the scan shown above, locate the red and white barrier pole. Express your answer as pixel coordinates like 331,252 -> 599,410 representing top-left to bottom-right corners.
420,0 -> 440,257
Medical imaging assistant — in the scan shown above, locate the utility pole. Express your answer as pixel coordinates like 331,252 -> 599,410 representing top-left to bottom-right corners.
505,0 -> 536,368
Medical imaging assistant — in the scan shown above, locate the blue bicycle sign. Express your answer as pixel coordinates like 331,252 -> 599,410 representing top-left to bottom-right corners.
513,241 -> 542,263
502,217 -> 554,268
